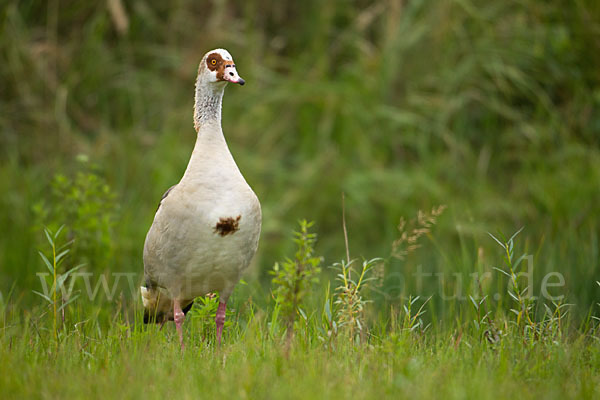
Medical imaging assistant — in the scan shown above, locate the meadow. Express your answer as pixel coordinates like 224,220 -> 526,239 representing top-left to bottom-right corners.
1,0 -> 599,398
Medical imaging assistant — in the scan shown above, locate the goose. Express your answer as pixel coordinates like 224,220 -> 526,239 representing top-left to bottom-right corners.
141,49 -> 261,349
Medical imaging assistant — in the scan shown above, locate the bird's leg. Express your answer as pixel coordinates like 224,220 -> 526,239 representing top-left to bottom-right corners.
215,302 -> 227,346
173,299 -> 185,350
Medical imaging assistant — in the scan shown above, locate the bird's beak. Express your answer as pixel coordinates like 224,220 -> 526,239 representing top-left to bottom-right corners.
223,65 -> 245,85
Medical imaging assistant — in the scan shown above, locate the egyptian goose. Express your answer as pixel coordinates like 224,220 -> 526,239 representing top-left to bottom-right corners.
141,49 -> 261,349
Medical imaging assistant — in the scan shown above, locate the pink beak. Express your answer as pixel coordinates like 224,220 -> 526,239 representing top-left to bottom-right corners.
223,65 -> 245,85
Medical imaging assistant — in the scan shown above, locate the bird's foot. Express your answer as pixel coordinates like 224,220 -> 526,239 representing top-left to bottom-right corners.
173,300 -> 186,351
215,302 -> 226,346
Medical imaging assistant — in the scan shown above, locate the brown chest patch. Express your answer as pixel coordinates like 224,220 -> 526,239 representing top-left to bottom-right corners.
214,215 -> 241,236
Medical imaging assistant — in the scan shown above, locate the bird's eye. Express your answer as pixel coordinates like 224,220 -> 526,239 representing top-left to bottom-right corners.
211,59 -> 217,65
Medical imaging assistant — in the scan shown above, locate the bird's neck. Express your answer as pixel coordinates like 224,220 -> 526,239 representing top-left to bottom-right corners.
193,78 -> 226,133
183,79 -> 236,181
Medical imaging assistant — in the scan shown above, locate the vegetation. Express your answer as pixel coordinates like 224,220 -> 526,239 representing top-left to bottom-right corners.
1,0 -> 599,398
270,219 -> 322,341
2,223 -> 600,399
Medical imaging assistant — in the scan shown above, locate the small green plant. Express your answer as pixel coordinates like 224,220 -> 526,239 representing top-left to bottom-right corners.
332,257 -> 383,342
469,295 -> 500,344
33,225 -> 83,343
32,158 -> 117,271
188,294 -> 234,343
488,228 -> 575,344
319,284 -> 337,346
270,220 -> 322,341
539,300 -> 571,343
490,228 -> 537,335
400,295 -> 431,335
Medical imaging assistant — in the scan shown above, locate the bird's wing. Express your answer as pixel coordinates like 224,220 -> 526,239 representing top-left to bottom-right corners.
156,184 -> 177,211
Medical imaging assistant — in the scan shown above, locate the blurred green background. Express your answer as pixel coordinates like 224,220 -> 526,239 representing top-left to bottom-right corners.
1,0 -> 599,318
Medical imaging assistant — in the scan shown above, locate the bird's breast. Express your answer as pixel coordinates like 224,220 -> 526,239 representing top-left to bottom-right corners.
143,176 -> 261,299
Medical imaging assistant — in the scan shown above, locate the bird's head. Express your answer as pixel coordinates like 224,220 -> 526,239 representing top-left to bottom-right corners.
140,286 -> 173,323
197,48 -> 245,87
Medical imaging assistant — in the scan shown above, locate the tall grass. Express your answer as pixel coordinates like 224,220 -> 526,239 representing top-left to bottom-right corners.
0,0 -> 598,342
1,219 -> 599,399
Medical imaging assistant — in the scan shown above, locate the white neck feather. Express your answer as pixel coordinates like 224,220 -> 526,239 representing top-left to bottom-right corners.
183,76 -> 238,182
193,77 -> 226,132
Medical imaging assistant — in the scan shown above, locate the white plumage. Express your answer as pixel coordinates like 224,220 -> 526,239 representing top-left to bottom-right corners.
141,49 -> 261,348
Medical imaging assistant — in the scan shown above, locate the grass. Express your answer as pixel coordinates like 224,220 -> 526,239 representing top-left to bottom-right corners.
1,0 -> 600,398
1,223 -> 599,399
1,297 -> 599,399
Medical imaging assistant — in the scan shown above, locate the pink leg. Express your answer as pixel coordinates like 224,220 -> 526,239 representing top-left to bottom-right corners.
215,302 -> 227,345
173,299 -> 185,350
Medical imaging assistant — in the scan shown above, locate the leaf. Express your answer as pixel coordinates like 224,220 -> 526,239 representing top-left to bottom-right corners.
64,263 -> 85,277
543,303 -> 552,316
361,277 -> 378,283
56,264 -> 85,289
44,228 -> 54,247
38,251 -> 54,274
54,224 -> 65,240
509,226 -> 525,243
298,307 -> 307,320
493,267 -> 510,277
469,296 -> 479,310
32,290 -> 52,303
55,249 -> 70,265
57,239 -> 75,253
487,232 -> 505,248
513,254 -> 528,271
57,294 -> 80,312
324,299 -> 332,323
